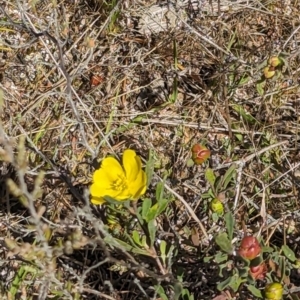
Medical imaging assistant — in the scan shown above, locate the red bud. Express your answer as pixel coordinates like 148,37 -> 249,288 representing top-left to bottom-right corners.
191,144 -> 210,165
249,262 -> 267,280
238,236 -> 261,260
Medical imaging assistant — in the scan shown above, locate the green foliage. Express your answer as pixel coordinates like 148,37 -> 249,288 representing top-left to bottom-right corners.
224,212 -> 235,241
281,245 -> 296,262
215,232 -> 233,254
9,265 -> 38,298
247,284 -> 263,298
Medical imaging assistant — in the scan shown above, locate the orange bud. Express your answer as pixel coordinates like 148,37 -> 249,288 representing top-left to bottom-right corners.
191,144 -> 210,165
264,66 -> 275,79
238,236 -> 261,260
268,56 -> 282,67
90,74 -> 104,87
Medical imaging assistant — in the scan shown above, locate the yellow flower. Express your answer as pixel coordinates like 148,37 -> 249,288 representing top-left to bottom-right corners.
90,149 -> 147,205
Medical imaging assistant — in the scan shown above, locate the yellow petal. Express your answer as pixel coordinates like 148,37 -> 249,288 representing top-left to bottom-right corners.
90,181 -> 125,201
128,169 -> 147,200
92,168 -> 113,189
100,156 -> 125,179
123,149 -> 141,182
90,194 -> 106,205
90,156 -> 129,204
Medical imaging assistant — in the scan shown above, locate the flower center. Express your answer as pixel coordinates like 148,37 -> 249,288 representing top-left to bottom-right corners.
111,174 -> 128,192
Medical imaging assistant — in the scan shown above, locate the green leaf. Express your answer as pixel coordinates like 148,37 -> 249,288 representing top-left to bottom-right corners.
217,276 -> 234,291
132,231 -> 142,247
110,238 -> 149,255
142,198 -> 152,220
235,133 -> 243,142
181,288 -> 194,300
10,265 -> 27,297
154,285 -> 168,300
135,205 -> 144,225
144,198 -> 169,223
218,262 -> 228,277
232,104 -> 258,124
215,232 -> 233,254
148,219 -> 156,247
145,149 -> 155,188
160,240 -> 167,266
238,75 -> 251,86
247,285 -> 263,298
281,245 -> 296,262
167,244 -> 175,264
229,275 -> 245,292
156,181 -> 165,202
279,256 -> 286,283
145,203 -> 159,222
203,256 -> 213,263
256,79 -> 265,96
224,211 -> 235,240
156,198 -> 169,216
214,252 -> 228,264
174,281 -> 182,300
186,158 -> 194,167
205,168 -> 216,189
212,212 -> 219,223
262,246 -> 274,253
221,164 -> 236,190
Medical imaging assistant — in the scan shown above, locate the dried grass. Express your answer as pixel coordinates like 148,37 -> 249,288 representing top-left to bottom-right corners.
0,0 -> 300,299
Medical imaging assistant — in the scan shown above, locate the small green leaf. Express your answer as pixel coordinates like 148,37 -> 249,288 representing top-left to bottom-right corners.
181,288 -> 194,300
221,164 -> 236,190
229,275 -> 245,292
262,246 -> 274,253
160,240 -> 167,266
205,168 -> 216,187
144,198 -> 169,223
218,262 -> 229,277
167,244 -> 175,263
281,245 -> 296,262
111,238 -> 149,255
217,276 -> 234,291
247,285 -> 263,298
238,75 -> 251,86
214,252 -> 228,264
279,256 -> 286,283
157,198 -> 169,215
174,281 -> 182,300
186,158 -> 194,167
132,231 -> 142,247
148,219 -> 156,247
235,133 -> 243,141
154,285 -> 168,300
145,203 -> 159,222
142,198 -> 152,220
215,232 -> 233,254
135,205 -> 144,225
145,149 -> 155,188
203,256 -> 213,263
212,212 -> 219,223
156,181 -> 165,202
256,79 -> 265,96
232,104 -> 258,124
224,211 -> 235,240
